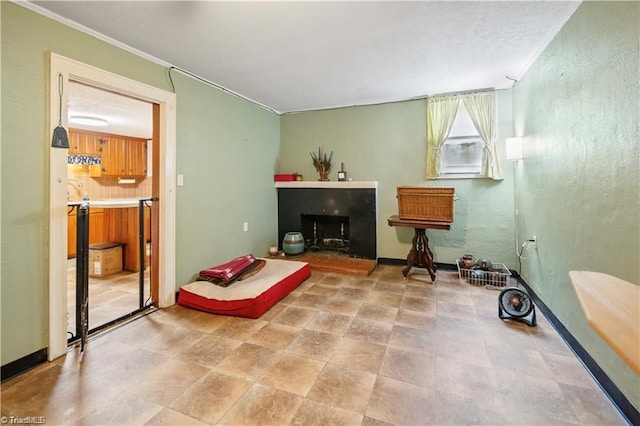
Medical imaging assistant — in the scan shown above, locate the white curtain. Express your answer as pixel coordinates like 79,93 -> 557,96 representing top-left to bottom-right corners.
463,91 -> 503,180
426,95 -> 460,179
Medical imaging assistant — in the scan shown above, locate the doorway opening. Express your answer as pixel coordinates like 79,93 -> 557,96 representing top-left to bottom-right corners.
65,82 -> 156,344
49,53 -> 177,360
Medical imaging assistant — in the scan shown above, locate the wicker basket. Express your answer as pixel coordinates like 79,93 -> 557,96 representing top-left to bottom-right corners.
458,262 -> 511,288
397,186 -> 455,222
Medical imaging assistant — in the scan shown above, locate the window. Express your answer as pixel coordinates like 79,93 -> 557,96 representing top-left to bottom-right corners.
440,102 -> 483,177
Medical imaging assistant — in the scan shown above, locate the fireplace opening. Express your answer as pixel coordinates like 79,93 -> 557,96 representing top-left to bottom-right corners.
301,214 -> 350,255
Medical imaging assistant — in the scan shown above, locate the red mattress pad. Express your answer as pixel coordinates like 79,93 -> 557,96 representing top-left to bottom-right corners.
178,258 -> 310,318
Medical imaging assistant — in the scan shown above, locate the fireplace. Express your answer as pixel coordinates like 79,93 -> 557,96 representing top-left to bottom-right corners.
301,214 -> 350,254
276,182 -> 377,259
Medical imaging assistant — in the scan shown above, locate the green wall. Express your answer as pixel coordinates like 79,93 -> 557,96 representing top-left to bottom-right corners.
1,2 -> 280,365
279,92 -> 516,267
512,1 -> 639,411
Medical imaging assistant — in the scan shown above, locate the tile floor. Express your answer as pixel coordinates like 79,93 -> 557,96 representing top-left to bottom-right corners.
1,265 -> 627,425
67,259 -> 151,337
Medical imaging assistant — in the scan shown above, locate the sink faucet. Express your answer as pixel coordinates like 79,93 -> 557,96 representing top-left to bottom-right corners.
67,178 -> 83,200
67,178 -> 83,188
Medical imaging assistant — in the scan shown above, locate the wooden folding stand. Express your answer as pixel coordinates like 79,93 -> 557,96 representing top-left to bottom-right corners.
387,215 -> 451,282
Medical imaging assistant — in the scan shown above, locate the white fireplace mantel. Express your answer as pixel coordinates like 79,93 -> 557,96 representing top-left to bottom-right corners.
274,181 -> 378,189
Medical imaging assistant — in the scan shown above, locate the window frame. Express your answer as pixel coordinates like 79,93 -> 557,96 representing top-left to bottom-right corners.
437,102 -> 486,179
438,135 -> 485,178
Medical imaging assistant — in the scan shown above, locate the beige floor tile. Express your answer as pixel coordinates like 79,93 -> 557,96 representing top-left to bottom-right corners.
344,317 -> 393,344
246,322 -> 301,350
257,353 -> 326,396
174,334 -> 243,368
320,297 -> 363,316
401,294 -> 437,312
287,329 -> 341,361
344,277 -> 377,290
124,356 -> 210,406
435,390 -> 507,425
365,375 -> 437,425
493,368 -> 581,424
435,314 -> 484,341
291,292 -> 327,310
108,315 -> 176,348
258,301 -> 287,321
435,357 -> 500,406
436,332 -> 492,368
355,303 -> 398,323
558,382 -> 628,425
144,326 -> 207,357
290,399 -> 364,426
307,364 -> 377,413
380,346 -> 436,389
169,371 -> 252,424
153,305 -> 232,333
365,291 -> 404,309
528,325 -> 575,356
211,316 -> 267,340
485,341 -> 553,379
1,363 -> 119,425
272,305 -> 318,328
373,280 -> 407,295
4,264 -> 626,426
213,342 -> 280,380
388,324 -> 436,353
334,286 -> 371,302
218,383 -> 303,426
144,408 -> 209,425
75,391 -> 163,425
541,351 -> 601,389
317,274 -> 352,287
305,283 -> 340,297
305,311 -> 353,336
404,282 -> 438,299
329,338 -> 386,374
394,309 -> 437,330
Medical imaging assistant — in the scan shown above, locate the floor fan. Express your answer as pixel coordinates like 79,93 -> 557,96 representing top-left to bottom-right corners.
498,286 -> 536,326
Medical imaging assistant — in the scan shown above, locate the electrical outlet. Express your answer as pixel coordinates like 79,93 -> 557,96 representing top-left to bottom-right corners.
525,236 -> 537,249
243,222 -> 249,232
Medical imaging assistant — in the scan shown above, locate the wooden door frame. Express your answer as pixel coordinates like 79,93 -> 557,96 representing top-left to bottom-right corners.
48,53 -> 177,361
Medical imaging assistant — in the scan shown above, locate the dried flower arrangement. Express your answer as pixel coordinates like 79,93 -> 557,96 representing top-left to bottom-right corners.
309,147 -> 333,181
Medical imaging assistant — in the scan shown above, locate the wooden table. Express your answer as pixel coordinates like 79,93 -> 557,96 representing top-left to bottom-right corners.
569,271 -> 639,375
387,215 -> 451,281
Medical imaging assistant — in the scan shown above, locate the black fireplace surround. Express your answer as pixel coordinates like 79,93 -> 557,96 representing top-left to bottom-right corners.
277,187 -> 376,259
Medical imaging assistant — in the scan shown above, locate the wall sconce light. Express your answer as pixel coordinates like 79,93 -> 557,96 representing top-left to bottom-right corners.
505,137 -> 523,161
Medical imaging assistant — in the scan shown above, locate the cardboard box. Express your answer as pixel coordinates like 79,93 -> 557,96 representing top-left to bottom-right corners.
89,242 -> 123,277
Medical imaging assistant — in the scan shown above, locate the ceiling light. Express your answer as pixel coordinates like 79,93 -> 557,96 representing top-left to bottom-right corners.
69,115 -> 108,127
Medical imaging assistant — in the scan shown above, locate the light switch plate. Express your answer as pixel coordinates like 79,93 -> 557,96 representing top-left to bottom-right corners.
177,174 -> 184,186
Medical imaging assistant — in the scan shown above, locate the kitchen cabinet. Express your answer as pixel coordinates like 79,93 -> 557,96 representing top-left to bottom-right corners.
67,207 -> 104,258
100,136 -> 147,177
68,129 -> 104,156
103,206 -> 150,271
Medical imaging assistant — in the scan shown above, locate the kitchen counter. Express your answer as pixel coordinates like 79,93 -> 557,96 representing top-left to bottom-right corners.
68,198 -> 152,208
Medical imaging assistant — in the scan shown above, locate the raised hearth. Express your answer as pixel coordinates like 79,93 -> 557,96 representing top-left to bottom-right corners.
271,252 -> 377,277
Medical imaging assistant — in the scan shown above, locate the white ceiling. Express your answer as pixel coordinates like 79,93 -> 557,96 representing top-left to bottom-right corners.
68,82 -> 153,139
28,0 -> 580,132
